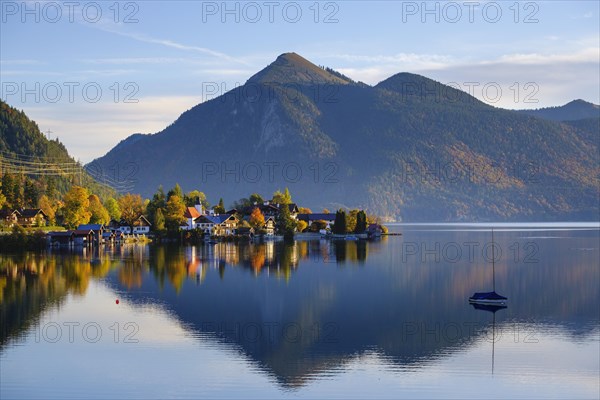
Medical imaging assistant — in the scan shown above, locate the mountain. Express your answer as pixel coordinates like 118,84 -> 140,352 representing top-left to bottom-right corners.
0,100 -> 114,209
88,52 -> 599,221
517,99 -> 600,121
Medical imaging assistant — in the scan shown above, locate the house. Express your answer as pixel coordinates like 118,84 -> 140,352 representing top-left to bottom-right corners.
18,209 -> 48,227
258,202 -> 280,218
108,219 -> 129,238
367,224 -> 384,238
241,214 -> 275,236
113,230 -> 124,242
47,231 -> 75,246
119,221 -> 132,234
236,226 -> 255,238
182,199 -> 204,230
77,224 -> 105,244
0,209 -> 21,227
132,215 -> 152,234
194,214 -> 238,236
287,203 -> 299,219
297,213 -> 336,229
182,207 -> 202,230
72,229 -> 94,246
237,202 -> 299,220
263,216 -> 275,235
102,231 -> 116,244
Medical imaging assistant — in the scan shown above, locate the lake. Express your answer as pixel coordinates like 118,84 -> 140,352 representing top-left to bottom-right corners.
1,223 -> 599,399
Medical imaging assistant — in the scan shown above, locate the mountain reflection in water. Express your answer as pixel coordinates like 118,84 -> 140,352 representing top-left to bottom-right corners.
1,227 -> 599,394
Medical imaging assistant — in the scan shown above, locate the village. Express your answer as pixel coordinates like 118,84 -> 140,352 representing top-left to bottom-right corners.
1,198 -> 386,248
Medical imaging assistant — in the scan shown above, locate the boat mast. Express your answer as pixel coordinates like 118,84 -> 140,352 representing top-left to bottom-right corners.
492,228 -> 495,292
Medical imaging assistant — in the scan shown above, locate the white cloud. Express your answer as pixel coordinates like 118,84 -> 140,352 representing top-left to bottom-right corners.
94,25 -> 249,66
494,48 -> 599,65
320,48 -> 600,108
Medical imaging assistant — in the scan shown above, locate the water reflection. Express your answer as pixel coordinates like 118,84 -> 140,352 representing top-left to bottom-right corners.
1,228 -> 598,393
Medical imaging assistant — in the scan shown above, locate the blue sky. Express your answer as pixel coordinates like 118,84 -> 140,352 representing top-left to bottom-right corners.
1,0 -> 599,162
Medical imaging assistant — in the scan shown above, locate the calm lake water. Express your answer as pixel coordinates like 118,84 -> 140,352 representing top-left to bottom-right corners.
1,223 -> 599,399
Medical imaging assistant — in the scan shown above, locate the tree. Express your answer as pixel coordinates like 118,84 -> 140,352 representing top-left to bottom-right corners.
249,193 -> 264,205
354,210 -> 367,234
249,207 -> 265,229
153,208 -> 165,231
214,198 -> 226,214
88,194 -> 110,224
62,186 -> 91,228
23,178 -> 40,208
146,186 -> 166,224
104,197 -> 121,220
184,190 -> 209,208
346,209 -> 359,233
298,207 -> 312,214
323,208 -> 331,214
276,203 -> 296,238
297,220 -> 308,232
310,220 -> 328,232
231,197 -> 250,210
2,173 -> 23,209
283,188 -> 292,204
167,183 -> 183,200
272,188 -> 292,204
118,193 -> 145,229
165,195 -> 186,231
332,209 -> 347,234
38,195 -> 56,225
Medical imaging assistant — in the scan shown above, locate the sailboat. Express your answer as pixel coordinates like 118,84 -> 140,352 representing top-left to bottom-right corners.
469,228 -> 508,305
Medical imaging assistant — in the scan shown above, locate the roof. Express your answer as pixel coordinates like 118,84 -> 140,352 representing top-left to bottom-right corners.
135,215 -> 152,226
72,229 -> 94,236
0,209 -> 21,218
48,231 -> 74,237
297,213 -> 336,221
184,207 -> 201,219
77,224 -> 104,231
195,214 -> 237,224
19,208 -> 47,218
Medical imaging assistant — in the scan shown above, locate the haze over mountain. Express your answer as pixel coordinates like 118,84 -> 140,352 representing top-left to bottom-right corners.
88,53 -> 599,221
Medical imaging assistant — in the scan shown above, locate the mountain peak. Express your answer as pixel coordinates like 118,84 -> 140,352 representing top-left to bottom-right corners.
375,72 -> 486,106
247,52 -> 352,85
517,99 -> 600,121
566,99 -> 599,108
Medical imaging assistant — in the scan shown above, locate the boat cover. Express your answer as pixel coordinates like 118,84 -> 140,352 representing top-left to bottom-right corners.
469,291 -> 507,301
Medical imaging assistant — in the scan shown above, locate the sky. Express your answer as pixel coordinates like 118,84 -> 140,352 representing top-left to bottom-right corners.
1,0 -> 599,162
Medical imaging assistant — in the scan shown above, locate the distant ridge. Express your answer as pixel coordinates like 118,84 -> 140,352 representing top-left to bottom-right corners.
517,99 -> 600,121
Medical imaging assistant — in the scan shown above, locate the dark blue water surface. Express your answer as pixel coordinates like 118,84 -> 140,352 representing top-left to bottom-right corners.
1,223 -> 598,399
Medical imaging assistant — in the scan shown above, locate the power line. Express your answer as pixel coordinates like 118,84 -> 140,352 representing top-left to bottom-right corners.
1,151 -> 135,192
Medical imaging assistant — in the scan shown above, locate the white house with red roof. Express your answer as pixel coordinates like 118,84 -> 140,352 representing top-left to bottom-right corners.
181,199 -> 204,230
